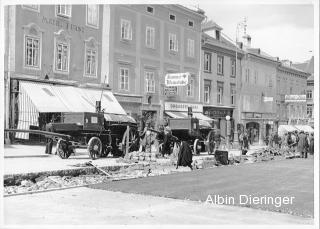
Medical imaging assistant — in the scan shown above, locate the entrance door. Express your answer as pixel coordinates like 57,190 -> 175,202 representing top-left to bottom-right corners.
246,122 -> 260,144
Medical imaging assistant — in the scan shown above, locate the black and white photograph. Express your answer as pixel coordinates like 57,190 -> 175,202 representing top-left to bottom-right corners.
1,0 -> 319,227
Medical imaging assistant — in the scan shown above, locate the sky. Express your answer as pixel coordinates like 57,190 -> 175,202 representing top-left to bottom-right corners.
195,2 -> 315,63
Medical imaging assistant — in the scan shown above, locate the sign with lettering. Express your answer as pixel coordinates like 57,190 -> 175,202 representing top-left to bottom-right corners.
165,102 -> 203,113
285,95 -> 307,103
165,72 -> 190,86
203,107 -> 232,118
114,95 -> 142,103
163,86 -> 177,96
263,97 -> 273,102
42,16 -> 85,33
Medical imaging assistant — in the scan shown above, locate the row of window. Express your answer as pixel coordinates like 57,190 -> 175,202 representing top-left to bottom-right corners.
120,19 -> 196,57
22,5 -> 99,28
204,82 -> 236,105
204,53 -> 236,77
25,35 -> 97,77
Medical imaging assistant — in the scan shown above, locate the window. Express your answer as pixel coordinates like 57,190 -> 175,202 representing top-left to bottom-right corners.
187,78 -> 194,97
254,71 -> 258,84
24,36 -> 40,68
145,71 -> 155,93
146,26 -> 155,48
231,59 -> 236,77
269,76 -> 273,88
230,84 -> 236,105
120,68 -> 129,90
306,90 -> 312,99
215,30 -> 220,40
87,5 -> 99,28
217,82 -> 224,104
187,39 -> 194,57
204,52 -> 211,72
245,68 -> 250,83
84,48 -> 97,77
56,5 -> 71,18
204,84 -> 210,104
120,19 -> 132,40
169,33 -> 178,52
307,105 -> 313,117
188,20 -> 194,27
55,41 -> 69,72
217,55 -> 224,75
147,6 -> 154,14
169,14 -> 176,21
22,5 -> 40,12
290,87 -> 293,94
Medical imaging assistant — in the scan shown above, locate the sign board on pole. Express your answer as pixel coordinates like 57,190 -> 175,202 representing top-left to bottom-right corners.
165,72 -> 190,86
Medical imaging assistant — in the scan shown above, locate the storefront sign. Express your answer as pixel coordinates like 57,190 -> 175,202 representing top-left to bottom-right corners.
163,86 -> 177,96
263,97 -> 273,102
42,16 -> 85,33
114,95 -> 142,103
203,107 -> 232,118
285,95 -> 306,103
165,102 -> 203,113
165,72 -> 189,86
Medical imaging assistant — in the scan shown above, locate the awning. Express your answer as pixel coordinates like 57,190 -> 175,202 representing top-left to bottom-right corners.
16,81 -> 131,139
278,125 -> 298,136
294,125 -> 314,133
104,113 -> 136,123
165,111 -> 213,128
165,111 -> 187,119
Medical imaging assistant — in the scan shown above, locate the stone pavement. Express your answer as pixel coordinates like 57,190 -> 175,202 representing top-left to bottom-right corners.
3,143 -> 267,177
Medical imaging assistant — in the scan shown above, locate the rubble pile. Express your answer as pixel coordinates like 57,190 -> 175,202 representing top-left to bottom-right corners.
123,151 -> 159,162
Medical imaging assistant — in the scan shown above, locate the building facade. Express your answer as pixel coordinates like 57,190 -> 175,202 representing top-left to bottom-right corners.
276,60 -> 310,126
200,21 -> 243,138
4,4 -> 104,135
100,4 -> 205,127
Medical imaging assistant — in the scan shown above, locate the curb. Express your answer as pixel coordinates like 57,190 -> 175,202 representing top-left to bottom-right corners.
5,155 -> 51,159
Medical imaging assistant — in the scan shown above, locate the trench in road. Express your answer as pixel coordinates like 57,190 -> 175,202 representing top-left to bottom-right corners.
89,158 -> 314,218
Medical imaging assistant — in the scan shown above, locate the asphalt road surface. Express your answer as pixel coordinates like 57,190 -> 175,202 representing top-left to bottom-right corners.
90,158 -> 314,218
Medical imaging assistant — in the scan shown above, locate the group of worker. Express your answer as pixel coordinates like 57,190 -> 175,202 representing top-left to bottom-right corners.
281,130 -> 314,158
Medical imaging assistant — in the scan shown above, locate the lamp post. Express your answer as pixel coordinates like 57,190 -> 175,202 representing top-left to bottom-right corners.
226,115 -> 231,149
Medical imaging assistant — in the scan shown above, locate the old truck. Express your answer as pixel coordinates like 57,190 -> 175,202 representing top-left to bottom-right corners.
167,117 -> 212,155
46,112 -> 138,159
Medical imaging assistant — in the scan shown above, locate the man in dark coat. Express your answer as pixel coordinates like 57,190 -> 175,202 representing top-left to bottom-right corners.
176,141 -> 193,170
297,131 -> 308,158
207,129 -> 216,155
309,133 -> 314,155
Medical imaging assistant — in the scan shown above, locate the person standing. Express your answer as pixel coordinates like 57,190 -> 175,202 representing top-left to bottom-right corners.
242,131 -> 249,155
297,131 -> 308,158
161,126 -> 172,157
176,141 -> 193,170
309,133 -> 314,155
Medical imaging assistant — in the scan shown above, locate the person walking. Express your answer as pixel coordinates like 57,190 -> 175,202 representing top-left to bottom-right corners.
161,126 -> 172,157
242,131 -> 249,155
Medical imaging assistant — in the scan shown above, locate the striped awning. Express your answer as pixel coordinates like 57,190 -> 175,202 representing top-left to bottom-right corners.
15,81 -> 130,139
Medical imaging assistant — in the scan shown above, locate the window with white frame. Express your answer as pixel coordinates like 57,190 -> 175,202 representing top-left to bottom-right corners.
120,67 -> 129,90
231,59 -> 236,77
145,71 -> 155,93
146,26 -> 155,48
306,90 -> 312,99
245,68 -> 250,83
24,36 -> 40,68
84,48 -> 97,77
204,83 -> 210,104
217,55 -> 224,75
120,19 -> 132,40
87,5 -> 99,28
22,5 -> 40,12
56,5 -> 71,18
230,84 -> 236,105
217,82 -> 224,104
55,41 -> 69,72
169,33 -> 178,52
204,52 -> 211,72
187,78 -> 194,97
187,39 -> 194,57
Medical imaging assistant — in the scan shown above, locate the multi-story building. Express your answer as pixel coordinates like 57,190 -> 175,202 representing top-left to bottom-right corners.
276,60 -> 310,126
100,4 -> 206,127
238,36 -> 279,144
200,20 -> 243,138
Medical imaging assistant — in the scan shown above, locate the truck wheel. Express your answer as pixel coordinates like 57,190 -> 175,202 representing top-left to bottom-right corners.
193,139 -> 201,155
88,137 -> 102,160
56,139 -> 71,159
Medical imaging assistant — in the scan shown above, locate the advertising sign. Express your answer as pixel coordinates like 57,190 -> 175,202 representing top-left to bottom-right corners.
165,102 -> 203,113
163,86 -> 177,96
263,97 -> 274,102
165,72 -> 190,86
285,95 -> 307,103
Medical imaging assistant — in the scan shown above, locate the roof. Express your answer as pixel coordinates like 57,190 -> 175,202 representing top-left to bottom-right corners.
202,20 -> 223,31
292,56 -> 314,74
245,48 -> 278,62
202,32 -> 243,54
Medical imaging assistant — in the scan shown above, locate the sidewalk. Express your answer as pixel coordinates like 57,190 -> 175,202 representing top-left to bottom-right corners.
3,143 -> 267,180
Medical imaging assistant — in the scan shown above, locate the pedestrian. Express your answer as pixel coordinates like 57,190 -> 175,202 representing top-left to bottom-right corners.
213,129 -> 225,150
297,131 -> 308,158
242,131 -> 249,155
239,131 -> 244,150
176,141 -> 193,170
273,131 -> 279,149
161,126 -> 172,157
309,133 -> 314,155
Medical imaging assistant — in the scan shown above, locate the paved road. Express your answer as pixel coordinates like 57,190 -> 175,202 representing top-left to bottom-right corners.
90,158 -> 314,218
3,187 -> 313,225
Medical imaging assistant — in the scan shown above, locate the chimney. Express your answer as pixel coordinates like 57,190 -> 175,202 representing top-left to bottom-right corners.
243,34 -> 251,48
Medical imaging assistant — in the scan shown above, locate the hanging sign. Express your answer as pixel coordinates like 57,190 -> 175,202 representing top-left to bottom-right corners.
165,72 -> 190,86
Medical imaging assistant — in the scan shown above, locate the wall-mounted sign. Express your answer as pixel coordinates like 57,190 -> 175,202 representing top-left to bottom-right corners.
163,86 -> 177,96
165,72 -> 190,86
42,16 -> 85,33
204,107 -> 232,118
285,95 -> 307,103
165,102 -> 203,113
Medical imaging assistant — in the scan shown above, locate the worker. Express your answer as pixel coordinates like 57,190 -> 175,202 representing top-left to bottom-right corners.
176,141 -> 193,170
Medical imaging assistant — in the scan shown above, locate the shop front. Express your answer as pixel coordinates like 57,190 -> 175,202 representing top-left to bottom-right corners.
203,106 -> 234,138
113,93 -> 142,125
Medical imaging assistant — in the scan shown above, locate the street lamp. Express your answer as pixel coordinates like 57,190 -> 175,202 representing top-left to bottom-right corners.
226,115 -> 231,149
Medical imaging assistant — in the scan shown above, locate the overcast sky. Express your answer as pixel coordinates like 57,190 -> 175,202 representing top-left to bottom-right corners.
196,2 -> 314,63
